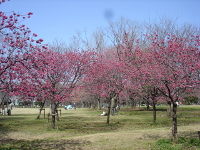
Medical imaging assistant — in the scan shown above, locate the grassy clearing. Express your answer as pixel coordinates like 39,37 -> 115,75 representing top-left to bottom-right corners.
0,105 -> 200,149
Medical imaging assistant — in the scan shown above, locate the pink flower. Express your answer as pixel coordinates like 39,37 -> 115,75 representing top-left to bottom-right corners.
27,12 -> 33,15
33,33 -> 38,37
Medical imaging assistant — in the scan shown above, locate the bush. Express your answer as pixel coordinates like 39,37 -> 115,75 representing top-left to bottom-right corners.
184,96 -> 199,105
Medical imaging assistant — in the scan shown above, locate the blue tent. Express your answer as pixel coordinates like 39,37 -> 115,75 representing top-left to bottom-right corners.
65,105 -> 72,110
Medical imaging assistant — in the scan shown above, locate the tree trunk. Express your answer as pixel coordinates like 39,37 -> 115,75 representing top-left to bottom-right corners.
37,108 -> 43,119
152,101 -> 156,123
126,99 -> 129,108
1,106 -> 5,115
36,101 -> 45,119
97,97 -> 101,110
138,99 -> 141,109
146,100 -> 150,111
129,93 -> 136,108
51,102 -> 59,129
1,96 -> 5,115
107,98 -> 111,124
172,102 -> 178,143
117,100 -> 120,110
111,97 -> 116,110
167,101 -> 171,117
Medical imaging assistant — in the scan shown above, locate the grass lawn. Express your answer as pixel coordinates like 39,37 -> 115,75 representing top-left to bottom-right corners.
0,105 -> 200,149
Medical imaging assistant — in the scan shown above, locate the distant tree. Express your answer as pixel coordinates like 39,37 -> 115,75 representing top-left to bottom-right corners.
184,96 -> 199,105
84,49 -> 125,124
71,85 -> 99,108
0,90 -> 11,115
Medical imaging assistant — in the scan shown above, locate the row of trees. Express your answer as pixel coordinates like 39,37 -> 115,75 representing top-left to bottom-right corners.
1,0 -> 199,143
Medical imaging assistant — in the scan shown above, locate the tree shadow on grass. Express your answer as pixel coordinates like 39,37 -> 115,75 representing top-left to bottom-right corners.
59,115 -> 122,134
0,117 -> 19,136
179,130 -> 199,139
144,133 -> 164,140
120,108 -> 167,112
0,138 -> 91,150
146,109 -> 167,112
0,116 -> 44,137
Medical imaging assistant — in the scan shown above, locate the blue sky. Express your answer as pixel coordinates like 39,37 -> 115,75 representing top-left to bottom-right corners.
1,0 -> 200,44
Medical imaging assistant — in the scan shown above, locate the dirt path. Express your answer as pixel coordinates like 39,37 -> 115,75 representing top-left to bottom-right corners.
66,124 -> 199,149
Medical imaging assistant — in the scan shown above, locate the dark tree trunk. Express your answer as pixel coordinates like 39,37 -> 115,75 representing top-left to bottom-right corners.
1,103 -> 5,116
51,101 -> 59,129
172,102 -> 178,143
152,101 -> 156,123
146,100 -> 150,111
129,93 -> 136,108
167,101 -> 171,117
37,108 -> 43,119
97,97 -> 101,110
158,83 -> 178,143
131,98 -> 135,108
36,101 -> 46,119
107,98 -> 111,124
106,94 -> 118,124
1,94 -> 6,115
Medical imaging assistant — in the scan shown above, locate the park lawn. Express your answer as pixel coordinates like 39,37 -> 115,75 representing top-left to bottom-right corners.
0,105 -> 200,149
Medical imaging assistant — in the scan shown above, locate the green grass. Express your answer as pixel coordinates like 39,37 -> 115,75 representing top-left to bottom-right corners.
0,139 -> 91,150
153,137 -> 200,150
0,105 -> 200,149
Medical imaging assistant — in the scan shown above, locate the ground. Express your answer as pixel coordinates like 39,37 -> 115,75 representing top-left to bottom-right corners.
0,106 -> 200,149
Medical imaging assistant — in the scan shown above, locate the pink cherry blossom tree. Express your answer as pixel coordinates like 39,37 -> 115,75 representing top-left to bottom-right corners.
145,33 -> 200,143
116,32 -> 162,122
114,31 -> 200,142
14,49 -> 93,128
83,49 -> 125,124
0,0 -> 47,112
